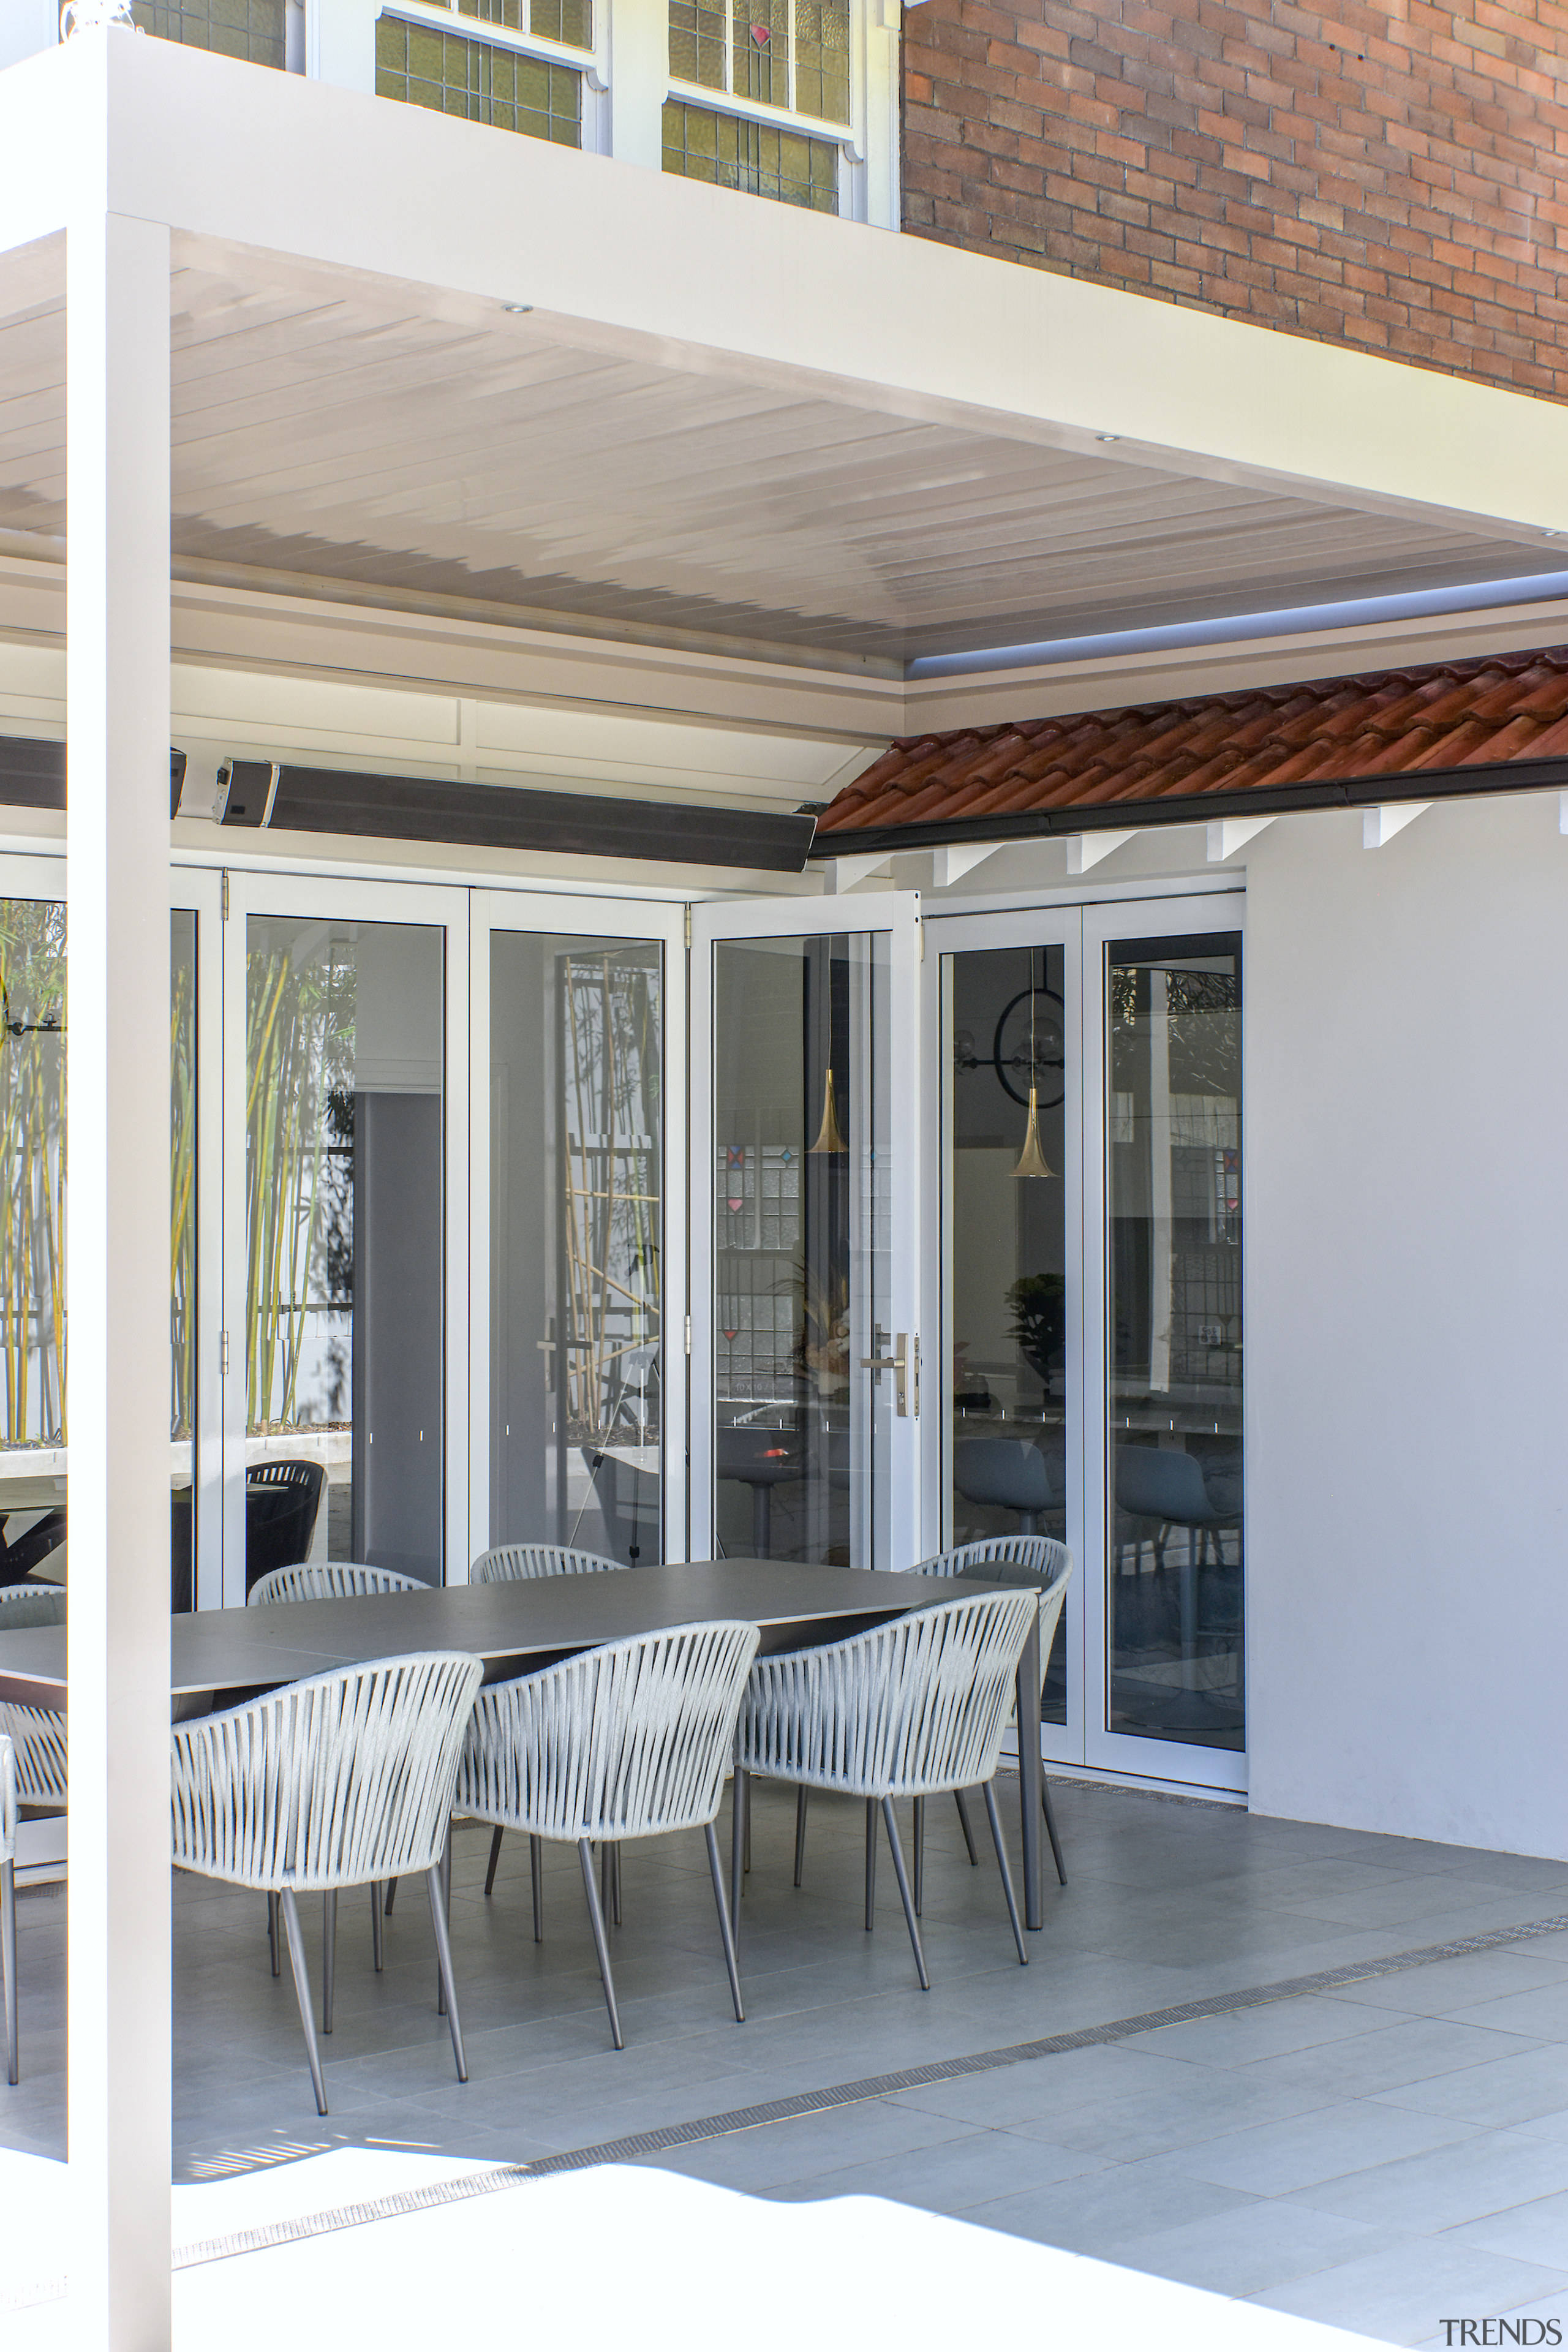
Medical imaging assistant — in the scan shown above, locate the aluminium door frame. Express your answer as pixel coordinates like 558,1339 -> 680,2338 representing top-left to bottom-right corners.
919,900 -> 1087,1771
688,890 -> 924,1570
467,886 -> 689,1575
219,867 -> 472,1608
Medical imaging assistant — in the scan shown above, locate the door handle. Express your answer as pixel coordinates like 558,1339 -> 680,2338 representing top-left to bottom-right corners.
860,1332 -> 917,1419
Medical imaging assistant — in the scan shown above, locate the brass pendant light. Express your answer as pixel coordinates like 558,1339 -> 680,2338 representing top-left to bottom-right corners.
1012,949 -> 1057,1179
809,1065 -> 848,1154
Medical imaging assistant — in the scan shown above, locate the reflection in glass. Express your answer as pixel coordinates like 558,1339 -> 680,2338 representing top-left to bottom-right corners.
713,934 -> 889,1567
944,945 -> 1068,1721
0,900 -> 67,1595
171,910 -> 197,1609
491,936 -> 662,1566
246,918 -> 444,1589
1107,935 -> 1243,1750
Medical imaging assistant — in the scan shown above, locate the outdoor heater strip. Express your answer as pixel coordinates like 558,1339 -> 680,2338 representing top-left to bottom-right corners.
124,1904 -> 1568,2288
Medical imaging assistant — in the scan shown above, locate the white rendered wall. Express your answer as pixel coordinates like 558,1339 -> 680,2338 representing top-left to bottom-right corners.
0,0 -> 56,70
1244,792 -> 1568,1858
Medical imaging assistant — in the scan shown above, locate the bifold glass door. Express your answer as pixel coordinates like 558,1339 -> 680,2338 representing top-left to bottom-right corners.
691,898 -> 920,1570
470,893 -> 686,1574
929,892 -> 1245,1793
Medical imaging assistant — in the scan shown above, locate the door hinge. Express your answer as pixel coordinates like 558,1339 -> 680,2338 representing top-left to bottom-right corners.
684,903 -> 693,952
685,1313 -> 692,1357
221,869 -> 230,922
219,1329 -> 230,1375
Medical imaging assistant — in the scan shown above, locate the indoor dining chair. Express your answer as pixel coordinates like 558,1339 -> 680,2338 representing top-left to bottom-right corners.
171,1649 -> 483,2116
736,1587 -> 1039,1989
453,1618 -> 760,2051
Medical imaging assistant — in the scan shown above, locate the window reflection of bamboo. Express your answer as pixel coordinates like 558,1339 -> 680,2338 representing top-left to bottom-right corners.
170,949 -> 196,1439
0,902 -> 66,1448
246,943 -> 350,1433
559,952 -> 660,1440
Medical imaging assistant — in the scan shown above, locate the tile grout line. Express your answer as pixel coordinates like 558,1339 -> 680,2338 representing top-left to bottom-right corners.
7,1904 -> 1565,2307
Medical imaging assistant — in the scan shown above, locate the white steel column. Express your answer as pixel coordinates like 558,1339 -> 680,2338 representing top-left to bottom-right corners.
66,207 -> 173,2351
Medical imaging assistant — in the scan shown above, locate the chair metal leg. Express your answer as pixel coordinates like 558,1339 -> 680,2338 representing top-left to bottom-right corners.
704,1822 -> 745,2024
1,1856 -> 16,2087
952,1787 -> 980,1866
793,1785 -> 809,1887
322,1890 -> 337,2033
530,1834 -> 543,1943
484,1825 -> 504,1897
267,1891 -> 281,1978
983,1779 -> 1028,1967
913,1794 -> 924,1916
383,1877 -> 397,1915
880,1799 -> 929,1991
577,1838 -> 624,2050
1041,1774 -> 1068,1887
742,1773 -> 752,1876
437,1828 -> 452,2016
279,1888 -> 328,2117
864,1797 -> 877,1930
370,1880 -> 384,1973
426,1863 -> 468,2083
729,1766 -> 747,1932
601,1839 -> 623,1929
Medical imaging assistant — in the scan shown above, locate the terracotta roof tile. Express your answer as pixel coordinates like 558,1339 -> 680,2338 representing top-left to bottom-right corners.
820,646 -> 1568,837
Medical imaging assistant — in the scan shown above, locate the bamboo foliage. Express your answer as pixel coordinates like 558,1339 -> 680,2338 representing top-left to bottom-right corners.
170,934 -> 197,1439
0,900 -> 66,1448
246,937 -> 353,1434
559,951 -> 661,1442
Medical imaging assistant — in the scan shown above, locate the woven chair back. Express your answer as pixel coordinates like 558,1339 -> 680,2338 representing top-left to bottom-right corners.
247,1562 -> 427,1606
0,1700 -> 66,1807
469,1544 -> 625,1583
0,1585 -> 66,1629
456,1619 -> 760,1842
171,1650 -> 483,1894
741,1587 -> 1038,1801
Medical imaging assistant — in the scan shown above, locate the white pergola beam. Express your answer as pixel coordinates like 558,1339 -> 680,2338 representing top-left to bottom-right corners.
930,841 -> 1006,886
1362,801 -> 1431,848
1207,814 -> 1276,861
1066,829 -> 1135,873
66,197 -> 173,2349
827,851 -> 893,891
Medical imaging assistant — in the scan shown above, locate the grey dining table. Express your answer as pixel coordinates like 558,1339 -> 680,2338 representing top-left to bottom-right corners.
0,1556 -> 1049,1928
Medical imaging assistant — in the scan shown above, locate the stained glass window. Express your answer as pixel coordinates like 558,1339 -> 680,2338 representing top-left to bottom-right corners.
734,0 -> 788,108
130,0 -> 284,68
457,0 -> 592,42
794,0 -> 849,124
669,1 -> 726,87
376,16 -> 582,145
662,100 -> 837,211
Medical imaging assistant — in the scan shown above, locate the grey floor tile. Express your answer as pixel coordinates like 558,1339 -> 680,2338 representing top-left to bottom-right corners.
1118,1993 -> 1409,2067
891,2043 -> 1205,2128
1165,2097 -> 1475,2195
1444,1981 -> 1568,2040
1318,1948 -> 1568,2017
1249,2234 -> 1568,2348
1110,2199 -> 1412,2299
1243,2015 -> 1542,2102
1442,2182 -> 1568,2265
1368,2041 -> 1568,2128
963,2151 -> 1261,2257
1292,2127 -> 1568,2231
761,2127 -> 1107,2209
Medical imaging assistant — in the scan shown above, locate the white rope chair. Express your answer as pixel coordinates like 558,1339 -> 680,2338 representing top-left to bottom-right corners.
247,1563 -> 426,1605
453,1619 -> 760,2051
466,1542 -> 627,1914
248,1561 -> 429,1962
0,1585 -> 66,1629
737,1588 -> 1039,1989
1,1732 -> 16,2086
0,1588 -> 68,1832
469,1544 -> 624,1583
171,1650 -> 483,2116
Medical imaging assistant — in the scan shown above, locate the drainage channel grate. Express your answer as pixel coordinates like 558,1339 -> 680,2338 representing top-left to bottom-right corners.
138,1905 -> 1568,2276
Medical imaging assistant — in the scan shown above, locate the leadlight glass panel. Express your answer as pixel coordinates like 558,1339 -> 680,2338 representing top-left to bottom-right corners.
794,0 -> 849,123
453,1 -> 590,44
734,0 -> 788,106
662,100 -> 837,211
130,0 -> 284,67
376,16 -> 582,145
669,1 -> 726,87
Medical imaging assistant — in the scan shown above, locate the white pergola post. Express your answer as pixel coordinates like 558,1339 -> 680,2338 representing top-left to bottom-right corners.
66,205 -> 173,2352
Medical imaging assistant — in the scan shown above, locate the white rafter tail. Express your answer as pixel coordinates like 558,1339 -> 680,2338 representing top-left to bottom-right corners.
1066,829 -> 1134,874
1206,814 -> 1277,862
1362,801 -> 1431,848
932,840 -> 1005,887
826,851 -> 894,892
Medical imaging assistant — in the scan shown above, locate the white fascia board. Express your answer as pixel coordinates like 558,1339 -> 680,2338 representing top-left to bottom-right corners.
9,31 -> 1559,544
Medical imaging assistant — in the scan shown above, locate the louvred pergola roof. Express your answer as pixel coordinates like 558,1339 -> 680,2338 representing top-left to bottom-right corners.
816,646 -> 1568,848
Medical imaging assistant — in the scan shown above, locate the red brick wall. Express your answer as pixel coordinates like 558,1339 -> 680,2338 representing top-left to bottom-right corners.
902,0 -> 1568,400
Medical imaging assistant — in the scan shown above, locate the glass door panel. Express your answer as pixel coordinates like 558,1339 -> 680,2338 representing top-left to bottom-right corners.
228,886 -> 460,1599
1104,931 -> 1244,1752
0,889 -> 67,1591
489,930 -> 664,1566
692,899 -> 919,1572
943,939 -> 1071,1715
